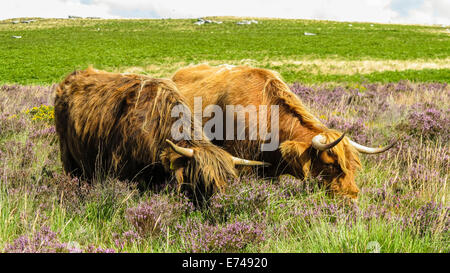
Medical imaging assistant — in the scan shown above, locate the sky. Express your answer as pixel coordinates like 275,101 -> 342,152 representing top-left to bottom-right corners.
2,0 -> 450,25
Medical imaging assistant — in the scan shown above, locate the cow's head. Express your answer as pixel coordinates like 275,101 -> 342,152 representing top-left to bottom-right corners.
280,130 -> 395,200
161,139 -> 268,203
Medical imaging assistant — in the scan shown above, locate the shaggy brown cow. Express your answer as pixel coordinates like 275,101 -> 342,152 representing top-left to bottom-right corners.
54,67 -> 266,201
172,64 -> 395,200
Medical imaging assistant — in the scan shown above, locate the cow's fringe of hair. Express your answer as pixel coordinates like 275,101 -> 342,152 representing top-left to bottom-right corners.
322,130 -> 362,174
187,146 -> 236,197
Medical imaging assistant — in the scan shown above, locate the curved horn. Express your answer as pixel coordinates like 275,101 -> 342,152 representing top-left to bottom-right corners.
348,139 -> 396,154
232,157 -> 271,167
311,133 -> 346,151
165,139 -> 194,158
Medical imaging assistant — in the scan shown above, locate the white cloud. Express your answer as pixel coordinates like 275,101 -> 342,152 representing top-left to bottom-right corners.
95,0 -> 396,22
390,0 -> 450,25
1,0 -> 117,20
0,0 -> 449,25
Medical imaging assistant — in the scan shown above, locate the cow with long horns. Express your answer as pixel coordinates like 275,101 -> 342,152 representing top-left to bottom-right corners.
54,68 -> 266,201
172,64 -> 395,200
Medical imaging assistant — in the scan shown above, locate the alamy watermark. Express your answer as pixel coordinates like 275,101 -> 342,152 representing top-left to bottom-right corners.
171,97 -> 280,151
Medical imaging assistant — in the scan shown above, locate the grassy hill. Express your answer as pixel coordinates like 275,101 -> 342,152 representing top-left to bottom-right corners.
0,17 -> 449,84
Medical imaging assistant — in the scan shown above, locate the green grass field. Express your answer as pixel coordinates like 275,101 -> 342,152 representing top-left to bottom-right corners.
0,17 -> 448,253
0,17 -> 449,84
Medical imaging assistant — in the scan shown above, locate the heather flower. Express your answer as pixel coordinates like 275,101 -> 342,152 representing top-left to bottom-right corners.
48,172 -> 90,214
126,193 -> 194,237
112,230 -> 141,251
405,103 -> 449,141
326,116 -> 368,144
0,113 -> 29,135
291,83 -> 347,109
407,162 -> 441,184
84,245 -> 116,253
177,219 -> 266,253
3,226 -> 76,253
20,140 -> 36,167
208,177 -> 273,222
277,175 -> 317,198
416,82 -> 448,92
29,126 -> 56,138
3,227 -> 119,253
0,84 -> 56,114
362,187 -> 389,202
389,80 -> 414,92
401,202 -> 449,236
290,198 -> 393,228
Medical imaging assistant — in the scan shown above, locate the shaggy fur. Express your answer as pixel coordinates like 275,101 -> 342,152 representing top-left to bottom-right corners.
54,67 -> 238,201
172,64 -> 362,200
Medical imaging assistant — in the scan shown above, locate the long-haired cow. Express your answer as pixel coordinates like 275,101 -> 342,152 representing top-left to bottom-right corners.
54,68 -> 266,201
172,64 -> 395,200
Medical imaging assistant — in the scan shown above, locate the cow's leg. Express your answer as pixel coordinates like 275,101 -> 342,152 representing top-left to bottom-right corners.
59,140 -> 83,177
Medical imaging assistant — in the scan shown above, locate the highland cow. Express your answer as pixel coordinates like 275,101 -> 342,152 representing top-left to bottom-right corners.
54,68 -> 266,201
172,64 -> 395,200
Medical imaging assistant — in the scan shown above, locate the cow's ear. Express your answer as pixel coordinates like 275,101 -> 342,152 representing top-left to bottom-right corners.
279,140 -> 310,155
160,149 -> 186,171
279,141 -> 311,177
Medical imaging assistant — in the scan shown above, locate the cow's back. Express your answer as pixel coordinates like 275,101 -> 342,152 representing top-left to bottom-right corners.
54,68 -> 178,180
173,64 -> 276,109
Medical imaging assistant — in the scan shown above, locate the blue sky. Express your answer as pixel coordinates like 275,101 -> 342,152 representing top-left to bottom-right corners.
1,0 -> 449,25
390,0 -> 424,16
